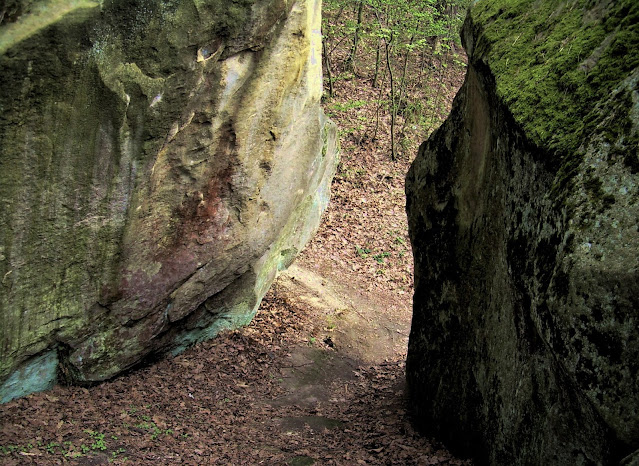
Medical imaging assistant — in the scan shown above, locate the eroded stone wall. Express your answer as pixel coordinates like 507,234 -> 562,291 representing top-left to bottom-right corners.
406,0 -> 638,463
0,0 -> 338,401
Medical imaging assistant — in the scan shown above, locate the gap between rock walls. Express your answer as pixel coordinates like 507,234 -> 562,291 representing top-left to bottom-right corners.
0,0 -> 471,464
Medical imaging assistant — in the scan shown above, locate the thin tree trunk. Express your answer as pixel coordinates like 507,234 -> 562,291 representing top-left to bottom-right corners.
372,60 -> 387,141
396,35 -> 414,119
346,0 -> 364,71
385,35 -> 397,161
418,46 -> 426,87
428,5 -> 456,134
372,39 -> 381,88
323,38 -> 334,98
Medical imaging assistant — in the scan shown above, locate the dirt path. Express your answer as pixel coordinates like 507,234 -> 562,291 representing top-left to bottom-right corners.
0,137 -> 472,464
269,263 -> 410,408
0,15 -> 469,464
0,262 -> 470,465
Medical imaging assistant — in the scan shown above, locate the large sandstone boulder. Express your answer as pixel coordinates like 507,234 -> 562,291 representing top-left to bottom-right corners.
406,0 -> 638,464
0,0 -> 338,401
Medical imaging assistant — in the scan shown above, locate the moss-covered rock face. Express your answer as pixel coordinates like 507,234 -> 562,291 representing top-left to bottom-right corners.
406,0 -> 638,463
0,0 -> 338,401
468,0 -> 639,160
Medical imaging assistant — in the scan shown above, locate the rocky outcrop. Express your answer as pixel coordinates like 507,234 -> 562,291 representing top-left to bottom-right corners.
0,0 -> 338,402
406,0 -> 638,464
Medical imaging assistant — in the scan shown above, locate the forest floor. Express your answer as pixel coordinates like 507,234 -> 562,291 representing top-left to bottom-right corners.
0,26 -> 469,466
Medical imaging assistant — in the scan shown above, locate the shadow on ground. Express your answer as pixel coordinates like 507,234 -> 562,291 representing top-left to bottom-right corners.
0,265 -> 470,465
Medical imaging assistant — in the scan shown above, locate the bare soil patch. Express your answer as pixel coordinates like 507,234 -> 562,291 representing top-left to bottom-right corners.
0,268 -> 469,465
0,9 -> 469,464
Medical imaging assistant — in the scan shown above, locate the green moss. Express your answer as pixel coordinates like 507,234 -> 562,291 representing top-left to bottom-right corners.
0,0 -> 100,55
470,0 -> 639,163
0,0 -> 333,394
602,91 -> 639,172
1,0 -> 263,387
0,8 -> 127,380
192,0 -> 256,37
0,0 -> 39,26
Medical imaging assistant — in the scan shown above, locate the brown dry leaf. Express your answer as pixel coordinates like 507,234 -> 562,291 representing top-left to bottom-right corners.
0,7 -> 471,466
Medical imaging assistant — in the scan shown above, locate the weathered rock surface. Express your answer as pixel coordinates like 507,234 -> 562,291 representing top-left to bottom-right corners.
406,0 -> 638,464
0,0 -> 338,402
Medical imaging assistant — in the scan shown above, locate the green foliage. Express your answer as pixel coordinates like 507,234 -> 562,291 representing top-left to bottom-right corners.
330,99 -> 369,112
1,430 -> 121,460
45,442 -> 59,454
356,246 -> 371,258
84,430 -> 107,451
323,0 -> 471,158
337,124 -> 364,137
373,251 -> 391,263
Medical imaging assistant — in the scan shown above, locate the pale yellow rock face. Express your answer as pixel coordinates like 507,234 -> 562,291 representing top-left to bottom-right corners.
0,0 -> 100,54
0,0 -> 338,401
